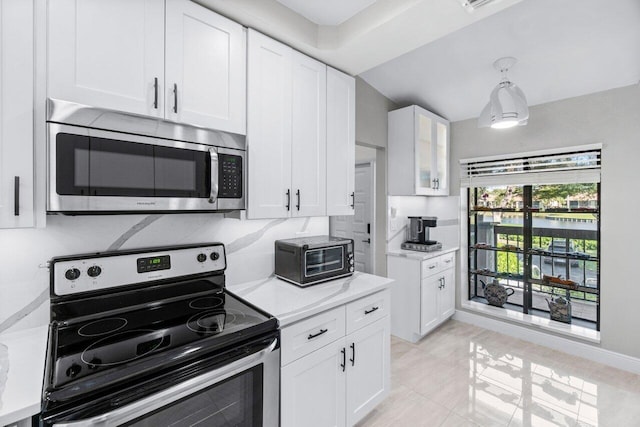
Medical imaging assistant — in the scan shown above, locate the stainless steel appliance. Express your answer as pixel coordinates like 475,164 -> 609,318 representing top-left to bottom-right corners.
40,243 -> 279,427
275,236 -> 354,287
402,216 -> 443,252
47,99 -> 245,213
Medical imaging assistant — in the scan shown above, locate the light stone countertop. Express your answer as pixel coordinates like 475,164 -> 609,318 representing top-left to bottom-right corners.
0,325 -> 48,426
227,272 -> 394,327
386,246 -> 459,261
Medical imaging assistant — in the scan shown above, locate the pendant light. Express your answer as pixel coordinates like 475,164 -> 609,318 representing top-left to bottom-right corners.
478,57 -> 529,129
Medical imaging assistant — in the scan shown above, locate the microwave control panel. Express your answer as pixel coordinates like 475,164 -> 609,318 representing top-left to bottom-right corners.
218,154 -> 243,198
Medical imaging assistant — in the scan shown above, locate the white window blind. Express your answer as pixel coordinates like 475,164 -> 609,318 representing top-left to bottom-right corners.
460,147 -> 601,188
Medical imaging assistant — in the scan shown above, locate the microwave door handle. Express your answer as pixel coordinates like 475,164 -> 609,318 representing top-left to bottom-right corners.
209,149 -> 219,204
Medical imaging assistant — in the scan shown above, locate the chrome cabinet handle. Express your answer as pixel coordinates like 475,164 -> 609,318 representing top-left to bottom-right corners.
364,306 -> 379,315
14,176 -> 19,216
307,328 -> 328,340
341,347 -> 346,372
209,149 -> 218,204
350,343 -> 355,366
153,77 -> 158,109
285,189 -> 291,211
350,192 -> 355,209
296,189 -> 300,211
173,83 -> 178,113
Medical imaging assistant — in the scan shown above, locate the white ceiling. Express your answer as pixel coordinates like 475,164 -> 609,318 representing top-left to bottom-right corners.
196,0 -> 522,74
360,0 -> 640,121
275,0 -> 377,26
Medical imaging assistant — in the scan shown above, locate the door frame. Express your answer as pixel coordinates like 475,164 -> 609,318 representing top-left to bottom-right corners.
355,161 -> 376,275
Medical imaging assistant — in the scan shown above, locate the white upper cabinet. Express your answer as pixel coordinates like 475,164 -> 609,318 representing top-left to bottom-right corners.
291,52 -> 326,217
48,0 -> 165,118
48,0 -> 246,134
247,30 -> 328,219
326,67 -> 355,216
388,105 -> 450,196
0,0 -> 35,228
165,0 -> 246,134
246,30 -> 292,219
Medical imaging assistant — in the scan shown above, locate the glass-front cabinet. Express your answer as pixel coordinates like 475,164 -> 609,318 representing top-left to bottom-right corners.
389,105 -> 450,196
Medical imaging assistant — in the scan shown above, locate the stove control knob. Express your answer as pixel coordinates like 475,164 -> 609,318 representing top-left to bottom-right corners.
210,252 -> 220,261
87,266 -> 102,278
349,266 -> 355,272
65,268 -> 81,281
66,363 -> 81,378
197,253 -> 207,263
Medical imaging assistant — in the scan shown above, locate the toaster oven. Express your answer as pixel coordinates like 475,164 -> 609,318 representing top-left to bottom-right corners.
275,236 -> 354,287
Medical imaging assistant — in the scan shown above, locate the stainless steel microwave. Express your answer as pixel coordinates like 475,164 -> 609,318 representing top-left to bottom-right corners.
275,236 -> 354,287
47,99 -> 245,213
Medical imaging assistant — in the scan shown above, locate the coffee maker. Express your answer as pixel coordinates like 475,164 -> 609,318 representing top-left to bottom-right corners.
402,216 -> 443,252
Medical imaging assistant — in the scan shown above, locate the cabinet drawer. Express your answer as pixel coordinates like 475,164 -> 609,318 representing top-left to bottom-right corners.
421,258 -> 441,277
345,290 -> 390,335
281,306 -> 345,366
440,252 -> 455,270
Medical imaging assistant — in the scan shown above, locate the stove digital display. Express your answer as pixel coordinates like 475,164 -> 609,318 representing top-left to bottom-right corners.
137,255 -> 171,273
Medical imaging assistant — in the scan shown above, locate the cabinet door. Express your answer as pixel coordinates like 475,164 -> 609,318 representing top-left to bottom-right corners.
326,67 -> 355,216
434,118 -> 450,195
165,0 -> 246,134
48,0 -> 164,118
291,52 -> 326,217
246,30 -> 292,219
281,339 -> 346,427
414,109 -> 435,195
438,267 -> 456,320
0,0 -> 34,228
420,274 -> 440,335
346,317 -> 390,426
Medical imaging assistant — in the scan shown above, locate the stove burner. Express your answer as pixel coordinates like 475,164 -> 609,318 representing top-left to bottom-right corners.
81,329 -> 165,367
77,317 -> 128,337
189,296 -> 224,310
187,309 -> 245,334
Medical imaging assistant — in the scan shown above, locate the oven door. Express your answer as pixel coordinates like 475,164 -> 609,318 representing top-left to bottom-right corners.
46,336 -> 279,427
48,123 -> 220,213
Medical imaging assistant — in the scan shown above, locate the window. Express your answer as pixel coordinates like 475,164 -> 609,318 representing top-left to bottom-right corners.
462,147 -> 601,330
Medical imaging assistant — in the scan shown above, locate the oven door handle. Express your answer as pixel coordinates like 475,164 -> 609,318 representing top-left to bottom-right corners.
209,148 -> 219,204
51,337 -> 279,427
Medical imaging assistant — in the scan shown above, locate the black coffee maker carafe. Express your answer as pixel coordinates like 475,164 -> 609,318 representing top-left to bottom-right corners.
407,216 -> 437,244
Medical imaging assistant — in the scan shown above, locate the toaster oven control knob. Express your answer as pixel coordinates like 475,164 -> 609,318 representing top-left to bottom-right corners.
87,266 -> 102,278
210,252 -> 220,261
65,268 -> 81,281
197,253 -> 207,263
66,363 -> 81,378
349,266 -> 355,272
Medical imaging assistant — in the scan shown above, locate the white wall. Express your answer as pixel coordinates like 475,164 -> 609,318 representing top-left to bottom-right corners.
355,77 -> 397,276
451,83 -> 640,358
0,214 -> 328,334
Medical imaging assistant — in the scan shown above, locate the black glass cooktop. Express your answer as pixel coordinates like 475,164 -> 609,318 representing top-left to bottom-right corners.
51,289 -> 274,389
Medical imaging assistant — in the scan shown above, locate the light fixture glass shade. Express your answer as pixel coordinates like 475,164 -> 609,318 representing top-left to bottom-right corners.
478,57 -> 529,129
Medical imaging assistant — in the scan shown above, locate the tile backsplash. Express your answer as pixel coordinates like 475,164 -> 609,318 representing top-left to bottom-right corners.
0,214 -> 328,334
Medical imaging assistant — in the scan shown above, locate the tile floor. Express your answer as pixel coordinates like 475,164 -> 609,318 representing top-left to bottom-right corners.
357,320 -> 640,427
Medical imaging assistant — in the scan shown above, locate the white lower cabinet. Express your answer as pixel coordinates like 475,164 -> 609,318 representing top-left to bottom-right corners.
281,290 -> 390,427
388,252 -> 456,343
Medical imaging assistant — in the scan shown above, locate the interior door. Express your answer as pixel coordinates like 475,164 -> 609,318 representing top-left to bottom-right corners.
246,30 -> 292,219
330,163 -> 374,274
47,0 -> 164,118
165,0 -> 246,134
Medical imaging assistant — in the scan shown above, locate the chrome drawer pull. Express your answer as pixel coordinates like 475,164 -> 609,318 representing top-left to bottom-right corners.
307,328 -> 328,340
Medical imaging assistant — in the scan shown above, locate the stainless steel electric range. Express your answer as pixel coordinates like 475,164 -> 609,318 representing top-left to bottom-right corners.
40,243 -> 279,427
